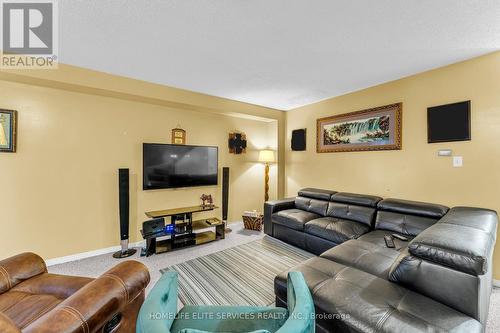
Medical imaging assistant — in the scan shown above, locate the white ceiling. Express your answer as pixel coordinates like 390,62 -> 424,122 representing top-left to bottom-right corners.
59,0 -> 500,111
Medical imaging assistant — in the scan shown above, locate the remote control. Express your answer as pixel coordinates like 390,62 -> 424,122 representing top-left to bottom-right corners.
392,233 -> 409,241
384,235 -> 396,248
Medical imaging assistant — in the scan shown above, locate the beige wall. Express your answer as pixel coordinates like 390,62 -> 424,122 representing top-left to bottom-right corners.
286,51 -> 500,279
0,64 -> 287,198
0,72 -> 280,260
2,52 -> 499,280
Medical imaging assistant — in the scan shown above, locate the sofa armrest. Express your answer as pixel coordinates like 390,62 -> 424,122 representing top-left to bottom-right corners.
0,252 -> 47,295
0,313 -> 21,333
24,260 -> 150,333
264,198 -> 295,236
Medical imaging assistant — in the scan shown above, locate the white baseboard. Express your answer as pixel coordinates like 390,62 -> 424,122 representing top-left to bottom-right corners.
45,221 -> 241,266
494,279 -> 500,288
45,240 -> 145,267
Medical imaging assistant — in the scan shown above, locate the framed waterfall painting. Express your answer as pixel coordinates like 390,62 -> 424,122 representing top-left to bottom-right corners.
317,103 -> 402,153
0,109 -> 17,153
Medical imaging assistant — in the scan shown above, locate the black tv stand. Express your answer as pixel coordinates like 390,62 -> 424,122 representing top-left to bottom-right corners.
141,205 -> 225,256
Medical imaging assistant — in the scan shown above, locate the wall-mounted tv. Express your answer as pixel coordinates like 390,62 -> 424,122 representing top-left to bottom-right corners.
427,101 -> 471,143
143,143 -> 218,190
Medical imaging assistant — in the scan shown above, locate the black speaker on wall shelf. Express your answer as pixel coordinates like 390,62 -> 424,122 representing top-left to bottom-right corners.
222,167 -> 231,233
291,129 -> 306,151
113,168 -> 137,259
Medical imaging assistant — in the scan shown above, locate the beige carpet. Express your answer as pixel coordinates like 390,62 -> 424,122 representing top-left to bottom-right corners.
486,287 -> 500,332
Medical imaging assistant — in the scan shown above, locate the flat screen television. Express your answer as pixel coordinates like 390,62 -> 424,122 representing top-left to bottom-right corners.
427,101 -> 471,143
143,143 -> 218,190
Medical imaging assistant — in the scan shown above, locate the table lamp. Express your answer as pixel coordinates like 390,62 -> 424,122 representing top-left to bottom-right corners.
258,150 -> 275,202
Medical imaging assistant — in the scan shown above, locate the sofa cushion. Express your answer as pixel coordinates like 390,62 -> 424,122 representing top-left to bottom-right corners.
0,290 -> 61,329
297,188 -> 336,201
304,217 -> 369,244
272,209 -> 320,231
375,210 -> 439,236
274,257 -> 340,302
0,312 -> 20,333
320,239 -> 399,278
275,259 -> 482,333
330,192 -> 382,207
171,305 -> 288,333
357,230 -> 413,251
326,192 -> 382,228
374,198 -> 449,237
377,198 -> 449,218
294,197 -> 329,215
11,273 -> 92,300
0,273 -> 92,330
326,202 -> 377,227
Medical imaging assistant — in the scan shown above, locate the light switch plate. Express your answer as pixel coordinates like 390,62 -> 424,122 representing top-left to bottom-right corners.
453,156 -> 463,167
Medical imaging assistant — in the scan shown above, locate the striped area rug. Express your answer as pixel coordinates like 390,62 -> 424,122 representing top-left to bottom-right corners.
161,236 -> 314,306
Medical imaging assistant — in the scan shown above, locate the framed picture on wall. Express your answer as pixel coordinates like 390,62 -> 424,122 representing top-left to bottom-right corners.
0,109 -> 17,153
317,103 -> 402,153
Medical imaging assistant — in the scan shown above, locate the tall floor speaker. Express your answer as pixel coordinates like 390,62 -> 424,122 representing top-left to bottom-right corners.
113,168 -> 137,258
222,167 -> 231,233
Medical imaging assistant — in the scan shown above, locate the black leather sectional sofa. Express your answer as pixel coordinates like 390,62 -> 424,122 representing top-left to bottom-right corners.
264,188 -> 498,333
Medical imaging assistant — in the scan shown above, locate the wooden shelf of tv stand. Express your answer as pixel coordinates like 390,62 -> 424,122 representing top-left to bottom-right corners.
143,205 -> 224,256
195,230 -> 218,245
145,205 -> 219,219
153,230 -> 219,254
192,217 -> 223,230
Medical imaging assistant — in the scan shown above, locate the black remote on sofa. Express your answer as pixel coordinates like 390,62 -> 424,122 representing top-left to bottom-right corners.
384,235 -> 396,248
392,233 -> 409,241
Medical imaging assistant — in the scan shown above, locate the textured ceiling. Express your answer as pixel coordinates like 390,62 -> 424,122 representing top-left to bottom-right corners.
59,0 -> 500,110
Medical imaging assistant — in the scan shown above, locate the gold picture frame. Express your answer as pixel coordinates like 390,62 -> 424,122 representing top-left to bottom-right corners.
171,128 -> 186,145
317,103 -> 402,153
0,109 -> 18,153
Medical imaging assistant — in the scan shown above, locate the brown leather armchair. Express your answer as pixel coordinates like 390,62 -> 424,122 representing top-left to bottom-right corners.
0,252 -> 150,333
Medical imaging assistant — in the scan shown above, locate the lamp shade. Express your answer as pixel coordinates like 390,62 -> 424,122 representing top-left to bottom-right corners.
258,150 -> 275,163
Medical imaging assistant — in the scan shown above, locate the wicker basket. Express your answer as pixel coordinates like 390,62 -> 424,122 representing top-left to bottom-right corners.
242,214 -> 264,231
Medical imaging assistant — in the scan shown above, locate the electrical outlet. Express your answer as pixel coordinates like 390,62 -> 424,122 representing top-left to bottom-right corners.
453,156 -> 463,167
